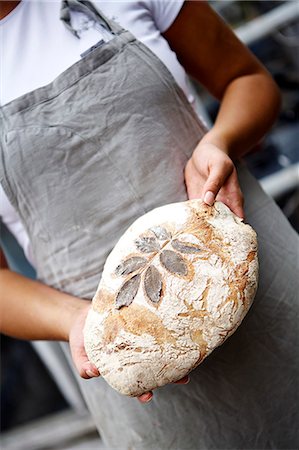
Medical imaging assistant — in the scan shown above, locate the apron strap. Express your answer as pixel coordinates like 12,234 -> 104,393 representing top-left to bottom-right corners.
60,0 -> 124,38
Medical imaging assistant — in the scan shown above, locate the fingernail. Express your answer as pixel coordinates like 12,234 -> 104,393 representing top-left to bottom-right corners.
86,368 -> 99,378
86,370 -> 95,378
140,393 -> 153,403
204,191 -> 215,206
176,375 -> 190,384
184,376 -> 190,384
90,364 -> 99,374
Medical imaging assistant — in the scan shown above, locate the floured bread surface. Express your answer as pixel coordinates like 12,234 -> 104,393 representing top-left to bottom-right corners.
84,200 -> 258,396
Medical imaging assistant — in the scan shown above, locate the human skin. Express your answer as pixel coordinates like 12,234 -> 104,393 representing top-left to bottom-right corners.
0,1 -> 20,18
0,1 -> 281,402
163,1 -> 280,219
0,255 -> 188,403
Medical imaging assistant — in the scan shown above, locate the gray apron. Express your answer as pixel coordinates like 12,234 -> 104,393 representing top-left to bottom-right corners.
0,2 -> 298,449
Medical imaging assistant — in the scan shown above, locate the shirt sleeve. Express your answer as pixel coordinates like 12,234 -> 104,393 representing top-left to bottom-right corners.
145,0 -> 185,33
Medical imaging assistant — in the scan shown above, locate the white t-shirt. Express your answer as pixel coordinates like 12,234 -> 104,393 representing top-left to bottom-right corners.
0,0 -> 196,266
0,0 -> 189,105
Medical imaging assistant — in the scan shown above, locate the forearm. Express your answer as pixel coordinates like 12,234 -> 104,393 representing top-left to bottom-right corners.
162,1 -> 281,160
201,71 -> 281,159
0,269 -> 88,341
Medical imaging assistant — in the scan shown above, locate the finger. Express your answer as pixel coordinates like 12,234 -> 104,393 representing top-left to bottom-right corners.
174,375 -> 190,385
217,171 -> 245,219
76,358 -> 100,379
71,343 -> 100,379
203,160 -> 234,206
137,391 -> 153,403
231,195 -> 245,219
229,170 -> 245,219
81,362 -> 101,379
217,191 -> 244,219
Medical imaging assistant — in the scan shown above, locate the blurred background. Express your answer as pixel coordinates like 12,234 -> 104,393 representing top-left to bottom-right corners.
202,1 -> 299,232
1,1 -> 298,449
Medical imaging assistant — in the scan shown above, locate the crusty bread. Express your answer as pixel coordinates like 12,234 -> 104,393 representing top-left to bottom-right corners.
84,200 -> 258,396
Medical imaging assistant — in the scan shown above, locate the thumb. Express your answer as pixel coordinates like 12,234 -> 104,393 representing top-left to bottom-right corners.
203,161 -> 233,206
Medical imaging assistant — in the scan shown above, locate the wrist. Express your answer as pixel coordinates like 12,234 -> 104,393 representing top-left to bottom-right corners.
60,296 -> 90,342
200,129 -> 231,156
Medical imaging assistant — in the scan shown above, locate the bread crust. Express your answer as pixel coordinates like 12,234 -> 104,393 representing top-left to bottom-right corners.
84,200 -> 258,396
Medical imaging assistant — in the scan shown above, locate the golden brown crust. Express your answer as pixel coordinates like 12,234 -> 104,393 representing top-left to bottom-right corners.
102,304 -> 177,347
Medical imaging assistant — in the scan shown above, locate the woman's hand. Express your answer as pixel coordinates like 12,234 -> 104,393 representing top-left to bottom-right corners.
0,264 -> 190,405
69,302 -> 100,379
185,139 -> 244,219
163,1 -> 281,202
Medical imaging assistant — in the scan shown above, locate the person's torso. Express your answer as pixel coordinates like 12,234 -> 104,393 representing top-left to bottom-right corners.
0,0 -> 199,267
0,0 -> 206,298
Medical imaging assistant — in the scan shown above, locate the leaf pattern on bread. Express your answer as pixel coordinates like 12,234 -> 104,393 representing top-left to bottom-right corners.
115,256 -> 147,276
115,226 -> 201,309
115,274 -> 141,309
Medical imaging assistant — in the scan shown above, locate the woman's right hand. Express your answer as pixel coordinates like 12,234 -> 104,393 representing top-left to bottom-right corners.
69,302 -> 100,379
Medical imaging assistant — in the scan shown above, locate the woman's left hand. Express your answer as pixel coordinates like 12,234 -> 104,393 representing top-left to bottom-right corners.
185,141 -> 244,219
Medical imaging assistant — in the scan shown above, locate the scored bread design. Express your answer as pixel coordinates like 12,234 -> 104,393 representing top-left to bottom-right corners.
84,200 -> 258,396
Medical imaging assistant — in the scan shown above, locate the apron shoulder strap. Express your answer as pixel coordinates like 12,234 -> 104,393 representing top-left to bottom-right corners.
60,0 -> 124,38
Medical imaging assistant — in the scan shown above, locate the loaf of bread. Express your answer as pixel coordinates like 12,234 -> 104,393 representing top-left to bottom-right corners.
84,200 -> 258,396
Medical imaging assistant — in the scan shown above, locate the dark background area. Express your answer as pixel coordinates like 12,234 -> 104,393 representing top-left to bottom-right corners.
0,336 -> 68,431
